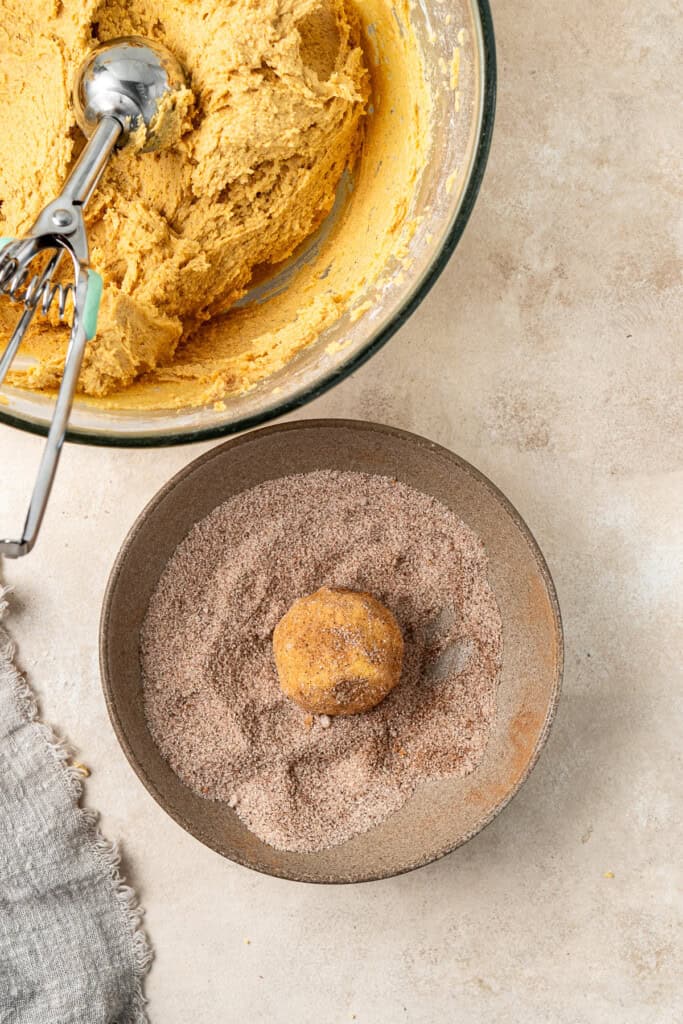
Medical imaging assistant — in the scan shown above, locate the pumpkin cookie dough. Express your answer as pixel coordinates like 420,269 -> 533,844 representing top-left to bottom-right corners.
274,587 -> 404,715
0,0 -> 429,408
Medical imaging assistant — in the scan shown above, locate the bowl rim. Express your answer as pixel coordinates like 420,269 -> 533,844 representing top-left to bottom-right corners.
1,0 -> 497,449
99,418 -> 564,883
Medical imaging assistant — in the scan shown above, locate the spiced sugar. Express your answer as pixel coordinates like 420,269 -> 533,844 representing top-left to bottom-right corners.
141,470 -> 502,853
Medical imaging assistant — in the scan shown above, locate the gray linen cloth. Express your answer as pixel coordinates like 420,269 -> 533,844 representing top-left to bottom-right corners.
0,591 -> 152,1023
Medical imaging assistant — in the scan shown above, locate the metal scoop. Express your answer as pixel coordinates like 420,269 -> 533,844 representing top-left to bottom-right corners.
0,37 -> 187,557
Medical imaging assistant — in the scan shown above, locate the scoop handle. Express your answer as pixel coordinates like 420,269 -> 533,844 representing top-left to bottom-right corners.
0,120 -> 117,557
0,266 -> 100,558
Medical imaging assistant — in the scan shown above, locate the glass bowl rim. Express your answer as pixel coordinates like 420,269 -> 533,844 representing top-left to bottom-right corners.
0,0 -> 496,449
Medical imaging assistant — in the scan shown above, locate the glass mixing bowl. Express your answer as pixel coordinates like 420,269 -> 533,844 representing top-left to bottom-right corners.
0,0 -> 495,447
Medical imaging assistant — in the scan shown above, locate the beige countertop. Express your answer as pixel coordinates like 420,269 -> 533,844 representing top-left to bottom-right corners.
1,0 -> 681,1020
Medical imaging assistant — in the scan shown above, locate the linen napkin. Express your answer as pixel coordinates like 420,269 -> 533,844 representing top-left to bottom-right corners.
0,590 -> 152,1024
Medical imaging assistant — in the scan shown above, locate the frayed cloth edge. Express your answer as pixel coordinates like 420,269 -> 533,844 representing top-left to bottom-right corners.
0,586 -> 153,1024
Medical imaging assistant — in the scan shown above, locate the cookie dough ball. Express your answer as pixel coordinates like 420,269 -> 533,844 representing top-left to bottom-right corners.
273,587 -> 404,716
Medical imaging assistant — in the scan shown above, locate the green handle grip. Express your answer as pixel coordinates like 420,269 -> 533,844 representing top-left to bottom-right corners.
82,269 -> 103,341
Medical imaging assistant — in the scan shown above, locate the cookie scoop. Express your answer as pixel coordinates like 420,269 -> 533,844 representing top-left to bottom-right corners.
0,37 -> 189,557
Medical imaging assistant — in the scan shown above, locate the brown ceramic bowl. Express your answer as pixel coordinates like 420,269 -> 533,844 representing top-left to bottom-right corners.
100,420 -> 563,883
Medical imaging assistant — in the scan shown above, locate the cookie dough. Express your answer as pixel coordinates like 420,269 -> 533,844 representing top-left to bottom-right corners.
0,0 -> 429,408
0,0 -> 368,394
273,587 -> 404,715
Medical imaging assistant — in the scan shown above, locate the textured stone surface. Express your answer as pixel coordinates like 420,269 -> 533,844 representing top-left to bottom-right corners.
1,0 -> 681,1019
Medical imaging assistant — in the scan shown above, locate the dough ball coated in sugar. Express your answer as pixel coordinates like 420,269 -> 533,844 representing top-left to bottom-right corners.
273,587 -> 404,715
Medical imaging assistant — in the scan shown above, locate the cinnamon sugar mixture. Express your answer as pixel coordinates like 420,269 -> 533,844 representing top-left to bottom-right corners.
141,471 -> 502,852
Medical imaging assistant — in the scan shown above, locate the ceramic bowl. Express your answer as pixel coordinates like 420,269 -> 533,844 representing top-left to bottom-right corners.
100,420 -> 562,882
